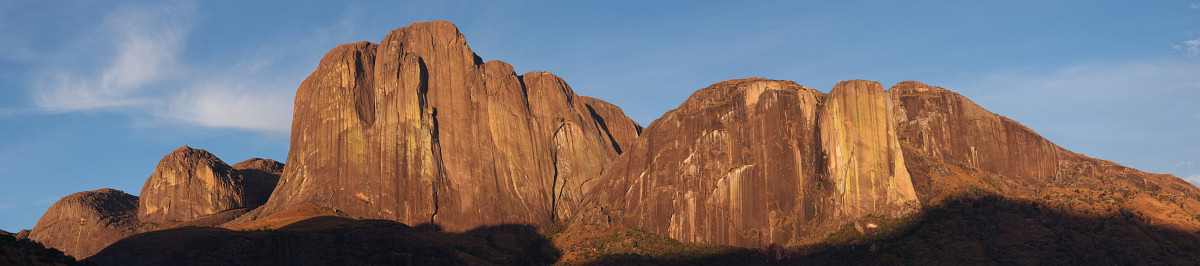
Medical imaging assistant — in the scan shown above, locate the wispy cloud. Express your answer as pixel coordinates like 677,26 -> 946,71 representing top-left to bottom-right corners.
1187,174 -> 1200,186
34,3 -> 193,112
1191,3 -> 1200,9
23,1 -> 318,136
164,79 -> 295,135
955,58 -> 1200,180
0,197 -> 60,211
967,59 -> 1200,114
1175,38 -> 1200,57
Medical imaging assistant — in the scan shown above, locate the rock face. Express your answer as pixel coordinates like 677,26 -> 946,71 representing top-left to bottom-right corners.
28,188 -> 139,259
252,21 -> 639,232
590,79 -> 923,247
138,146 -> 258,225
231,158 -> 284,205
888,81 -> 1200,231
578,96 -> 643,154
820,80 -> 918,219
591,77 -> 1200,248
887,81 -> 1060,189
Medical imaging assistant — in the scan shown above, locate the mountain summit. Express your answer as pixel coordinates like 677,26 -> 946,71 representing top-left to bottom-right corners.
19,21 -> 1200,264
242,21 -> 641,232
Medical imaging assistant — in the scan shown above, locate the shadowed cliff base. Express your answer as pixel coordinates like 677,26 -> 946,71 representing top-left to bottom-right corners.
0,233 -> 77,265
86,216 -> 560,266
560,193 -> 1200,265
57,192 -> 1200,265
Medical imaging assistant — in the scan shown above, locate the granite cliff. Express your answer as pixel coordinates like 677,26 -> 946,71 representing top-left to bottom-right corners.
27,189 -> 139,259
589,78 -> 921,247
586,77 -> 1200,248
243,21 -> 640,232
22,21 -> 1200,264
138,146 -> 272,225
27,147 -> 281,259
888,81 -> 1200,231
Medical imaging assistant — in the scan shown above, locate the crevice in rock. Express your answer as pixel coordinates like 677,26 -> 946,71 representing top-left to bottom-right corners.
585,103 -> 623,154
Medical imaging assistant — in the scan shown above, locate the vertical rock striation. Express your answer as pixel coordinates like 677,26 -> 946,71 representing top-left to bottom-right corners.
591,78 -> 830,247
578,96 -> 643,154
251,21 -> 639,232
888,81 -> 1200,231
590,78 -> 921,247
887,81 -> 1061,189
819,80 -> 918,219
138,146 -> 256,225
28,188 -> 139,259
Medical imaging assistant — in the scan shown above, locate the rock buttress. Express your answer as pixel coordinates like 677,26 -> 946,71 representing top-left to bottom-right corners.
252,21 -> 638,231
819,80 -> 919,219
888,81 -> 1200,231
28,188 -> 139,259
589,78 -> 828,247
137,146 -> 255,225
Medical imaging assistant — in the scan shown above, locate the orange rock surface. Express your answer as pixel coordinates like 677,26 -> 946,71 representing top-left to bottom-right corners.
137,146 -> 261,225
589,78 -> 922,247
248,21 -> 639,232
28,189 -> 139,259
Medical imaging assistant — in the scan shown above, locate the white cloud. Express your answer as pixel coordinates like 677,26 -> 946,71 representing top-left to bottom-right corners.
24,1 -> 306,136
34,3 -> 193,112
165,80 -> 294,135
1191,3 -> 1200,9
1177,38 -> 1200,57
967,59 -> 1200,113
100,6 -> 190,91
1187,174 -> 1200,186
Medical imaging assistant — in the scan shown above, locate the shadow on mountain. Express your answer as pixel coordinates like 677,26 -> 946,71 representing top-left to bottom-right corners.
76,193 -> 1200,265
85,216 -> 559,266
415,222 -> 561,265
582,193 -> 1200,265
0,233 -> 77,265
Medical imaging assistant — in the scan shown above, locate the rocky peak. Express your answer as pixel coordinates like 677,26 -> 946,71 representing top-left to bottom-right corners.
590,78 -> 923,247
590,78 -> 828,247
138,146 -> 253,225
889,81 -> 1200,233
251,21 -> 639,232
232,158 -> 284,206
887,80 -> 946,93
28,188 -> 139,259
819,80 -> 919,219
678,78 -> 815,113
232,158 -> 284,173
578,96 -> 642,154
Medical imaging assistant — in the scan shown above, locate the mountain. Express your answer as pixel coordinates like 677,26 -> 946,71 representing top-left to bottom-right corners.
26,146 -> 282,259
231,158 -> 285,206
588,78 -> 920,247
138,146 -> 273,226
22,21 -> 1200,264
889,81 -> 1200,230
240,21 -> 640,232
27,189 -> 139,259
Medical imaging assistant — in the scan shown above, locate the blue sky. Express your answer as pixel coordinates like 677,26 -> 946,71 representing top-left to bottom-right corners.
1,1 -> 1198,232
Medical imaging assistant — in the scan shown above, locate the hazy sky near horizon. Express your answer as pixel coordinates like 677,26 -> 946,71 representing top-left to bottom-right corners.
1,1 -> 1198,232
